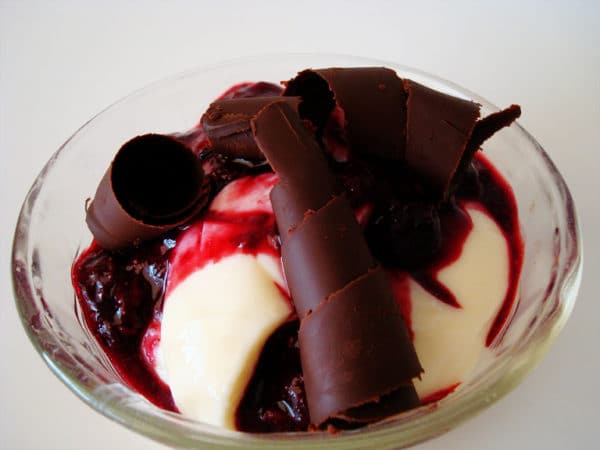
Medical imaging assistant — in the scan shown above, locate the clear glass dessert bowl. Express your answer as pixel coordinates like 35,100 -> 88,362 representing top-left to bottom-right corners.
12,54 -> 582,449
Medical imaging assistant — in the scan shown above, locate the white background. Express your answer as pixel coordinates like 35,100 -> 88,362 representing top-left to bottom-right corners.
1,1 -> 599,449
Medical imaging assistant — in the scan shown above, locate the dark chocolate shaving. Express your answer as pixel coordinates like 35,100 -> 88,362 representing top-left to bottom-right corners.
269,183 -> 298,241
284,67 -> 407,160
461,104 -> 522,172
251,99 -> 339,235
86,134 -> 210,250
285,68 -> 520,199
403,79 -> 481,196
299,267 -> 422,426
269,177 -> 339,241
201,96 -> 299,160
251,101 -> 421,428
281,195 -> 376,319
339,386 -> 421,424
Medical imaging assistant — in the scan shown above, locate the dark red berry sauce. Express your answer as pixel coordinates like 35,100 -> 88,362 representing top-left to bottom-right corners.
73,236 -> 178,411
72,81 -> 523,433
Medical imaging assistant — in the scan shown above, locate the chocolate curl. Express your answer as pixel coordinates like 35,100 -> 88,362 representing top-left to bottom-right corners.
201,96 -> 300,160
403,79 -> 481,196
460,104 -> 522,169
252,98 -> 339,237
269,183 -> 298,241
270,182 -> 338,243
86,134 -> 210,250
281,195 -> 376,319
299,267 -> 422,426
251,101 -> 422,428
285,68 -> 520,198
284,67 -> 407,160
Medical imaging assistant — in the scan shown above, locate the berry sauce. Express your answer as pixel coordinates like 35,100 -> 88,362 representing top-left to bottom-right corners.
73,235 -> 177,411
235,320 -> 307,432
72,81 -> 523,433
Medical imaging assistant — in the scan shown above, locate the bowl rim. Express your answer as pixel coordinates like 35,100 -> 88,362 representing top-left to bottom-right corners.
11,52 -> 583,449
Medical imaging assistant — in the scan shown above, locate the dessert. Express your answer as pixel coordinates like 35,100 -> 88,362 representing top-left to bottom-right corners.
73,67 -> 523,433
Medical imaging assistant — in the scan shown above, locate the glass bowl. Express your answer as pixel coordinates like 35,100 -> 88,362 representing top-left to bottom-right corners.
12,54 -> 582,449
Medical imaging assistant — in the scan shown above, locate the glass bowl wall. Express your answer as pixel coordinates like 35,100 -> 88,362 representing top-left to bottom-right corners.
12,54 -> 581,449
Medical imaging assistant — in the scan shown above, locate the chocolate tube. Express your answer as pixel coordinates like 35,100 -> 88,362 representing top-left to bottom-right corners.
269,183 -> 298,241
201,96 -> 299,160
299,267 -> 422,426
251,101 -> 422,428
270,178 -> 341,241
86,134 -> 210,250
284,67 -> 407,160
281,195 -> 376,319
252,99 -> 339,235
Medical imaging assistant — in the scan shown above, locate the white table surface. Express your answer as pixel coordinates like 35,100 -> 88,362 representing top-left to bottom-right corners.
1,1 -> 599,449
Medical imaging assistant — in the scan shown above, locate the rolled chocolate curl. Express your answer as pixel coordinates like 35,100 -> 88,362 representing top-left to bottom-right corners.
269,183 -> 298,241
201,96 -> 300,160
281,195 -> 376,319
403,79 -> 481,195
404,84 -> 521,195
285,67 -> 520,198
86,134 -> 210,250
459,104 -> 522,173
299,267 -> 422,426
251,99 -> 339,235
284,67 -> 407,160
251,101 -> 422,428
